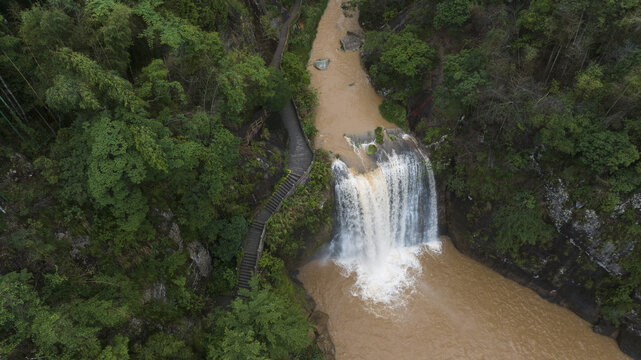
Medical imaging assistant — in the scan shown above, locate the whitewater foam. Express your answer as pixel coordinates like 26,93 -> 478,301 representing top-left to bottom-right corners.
330,146 -> 440,310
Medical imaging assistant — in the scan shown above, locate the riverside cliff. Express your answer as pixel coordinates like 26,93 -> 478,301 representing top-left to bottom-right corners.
355,0 -> 641,358
441,183 -> 641,358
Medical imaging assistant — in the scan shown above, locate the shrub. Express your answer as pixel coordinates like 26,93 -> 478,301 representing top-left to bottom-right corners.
442,48 -> 490,108
264,151 -> 332,260
577,130 -> 639,174
209,284 -> 311,359
358,0 -> 413,29
375,126 -> 384,144
379,99 -> 407,130
492,195 -> 555,257
364,30 -> 438,102
433,0 -> 471,29
367,144 -> 377,155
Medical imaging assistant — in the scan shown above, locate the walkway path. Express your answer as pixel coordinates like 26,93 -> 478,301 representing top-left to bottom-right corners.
236,0 -> 313,294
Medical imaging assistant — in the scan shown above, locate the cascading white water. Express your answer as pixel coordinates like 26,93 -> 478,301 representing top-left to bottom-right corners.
330,145 -> 440,308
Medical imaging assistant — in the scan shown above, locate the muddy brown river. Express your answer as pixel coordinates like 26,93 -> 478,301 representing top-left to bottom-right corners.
307,0 -> 395,169
301,0 -> 630,359
299,239 -> 629,360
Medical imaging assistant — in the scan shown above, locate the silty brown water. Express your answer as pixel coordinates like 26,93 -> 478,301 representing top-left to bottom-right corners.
299,238 -> 629,360
301,0 -> 631,358
308,0 -> 395,169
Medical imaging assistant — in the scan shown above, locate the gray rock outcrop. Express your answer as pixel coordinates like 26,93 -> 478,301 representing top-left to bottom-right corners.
187,241 -> 213,283
143,281 -> 167,303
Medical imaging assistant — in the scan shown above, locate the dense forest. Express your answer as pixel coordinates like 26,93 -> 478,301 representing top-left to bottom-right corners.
3,0 -> 641,358
0,0 -> 330,358
357,0 -> 641,353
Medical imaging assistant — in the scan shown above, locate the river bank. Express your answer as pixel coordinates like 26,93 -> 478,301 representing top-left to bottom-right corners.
298,0 -> 635,358
441,185 -> 641,359
306,0 -> 395,169
299,236 -> 629,360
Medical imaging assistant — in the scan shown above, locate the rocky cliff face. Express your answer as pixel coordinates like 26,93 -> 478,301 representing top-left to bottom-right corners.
545,181 -> 639,277
439,179 -> 641,359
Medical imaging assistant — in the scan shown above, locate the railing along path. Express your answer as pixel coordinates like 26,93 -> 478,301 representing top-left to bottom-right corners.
236,0 -> 314,294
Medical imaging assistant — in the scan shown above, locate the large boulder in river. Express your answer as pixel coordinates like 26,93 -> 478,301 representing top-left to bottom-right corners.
340,32 -> 362,51
314,59 -> 330,70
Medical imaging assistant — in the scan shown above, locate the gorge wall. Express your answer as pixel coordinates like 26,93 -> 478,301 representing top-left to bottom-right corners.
439,182 -> 641,359
350,0 -> 641,358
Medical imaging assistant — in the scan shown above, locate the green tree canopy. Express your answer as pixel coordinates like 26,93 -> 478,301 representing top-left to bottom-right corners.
433,0 -> 471,29
441,48 -> 490,108
364,30 -> 438,102
208,285 -> 310,360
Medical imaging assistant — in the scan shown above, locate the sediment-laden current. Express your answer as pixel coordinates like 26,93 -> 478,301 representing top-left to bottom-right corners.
300,237 -> 630,360
301,0 -> 631,359
307,0 -> 394,168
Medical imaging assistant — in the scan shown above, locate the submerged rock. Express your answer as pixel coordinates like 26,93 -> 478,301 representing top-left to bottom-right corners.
309,311 -> 336,359
314,58 -> 330,70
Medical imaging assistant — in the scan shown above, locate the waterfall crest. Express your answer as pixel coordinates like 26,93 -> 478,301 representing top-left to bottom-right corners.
330,140 -> 440,308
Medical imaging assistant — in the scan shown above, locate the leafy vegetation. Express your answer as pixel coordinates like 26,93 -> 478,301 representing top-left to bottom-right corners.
492,193 -> 555,257
441,48 -> 490,109
363,29 -> 438,103
358,0 -> 413,29
375,126 -> 384,144
358,0 -> 641,326
0,0 -> 327,358
208,282 -> 311,360
264,150 -> 333,262
433,0 -> 471,29
379,99 -> 407,130
367,144 -> 378,155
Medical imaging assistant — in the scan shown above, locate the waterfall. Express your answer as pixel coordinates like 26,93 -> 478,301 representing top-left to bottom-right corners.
330,142 -> 440,308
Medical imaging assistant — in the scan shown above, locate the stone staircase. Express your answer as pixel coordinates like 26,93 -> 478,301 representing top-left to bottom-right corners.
237,171 -> 304,291
235,0 -> 311,296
